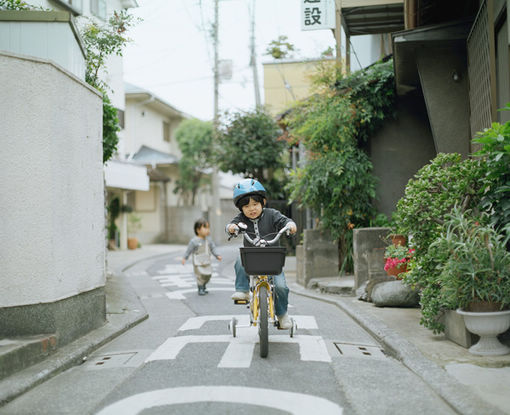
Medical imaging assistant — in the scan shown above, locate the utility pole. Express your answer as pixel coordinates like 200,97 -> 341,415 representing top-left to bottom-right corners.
210,0 -> 222,242
334,0 -> 342,68
249,0 -> 261,107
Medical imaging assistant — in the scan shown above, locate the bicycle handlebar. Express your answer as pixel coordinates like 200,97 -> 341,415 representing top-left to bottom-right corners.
230,222 -> 292,246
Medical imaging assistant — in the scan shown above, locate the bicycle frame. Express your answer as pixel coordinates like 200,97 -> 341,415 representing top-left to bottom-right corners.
250,275 -> 275,326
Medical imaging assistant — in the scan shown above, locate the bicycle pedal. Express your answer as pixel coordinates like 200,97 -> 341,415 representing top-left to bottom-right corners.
234,299 -> 248,305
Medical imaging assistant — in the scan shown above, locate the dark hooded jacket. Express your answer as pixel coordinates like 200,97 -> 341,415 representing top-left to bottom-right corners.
226,208 -> 295,247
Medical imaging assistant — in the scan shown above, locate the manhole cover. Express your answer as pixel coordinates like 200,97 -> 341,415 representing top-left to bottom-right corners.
334,342 -> 386,358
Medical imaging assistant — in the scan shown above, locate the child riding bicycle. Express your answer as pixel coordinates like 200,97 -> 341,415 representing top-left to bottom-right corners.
226,179 -> 297,329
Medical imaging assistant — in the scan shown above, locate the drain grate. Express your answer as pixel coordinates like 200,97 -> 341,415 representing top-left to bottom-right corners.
85,350 -> 151,370
334,342 -> 386,359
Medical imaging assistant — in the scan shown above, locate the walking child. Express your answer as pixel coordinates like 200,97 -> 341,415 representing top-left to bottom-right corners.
182,218 -> 222,295
226,179 -> 297,329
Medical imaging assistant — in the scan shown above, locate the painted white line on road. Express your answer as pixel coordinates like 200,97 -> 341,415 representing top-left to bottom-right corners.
179,315 -> 249,331
165,288 -> 233,300
218,339 -> 256,368
145,331 -> 331,365
146,335 -> 231,361
96,386 -> 343,415
178,314 -> 318,331
160,277 -> 230,288
152,274 -> 193,280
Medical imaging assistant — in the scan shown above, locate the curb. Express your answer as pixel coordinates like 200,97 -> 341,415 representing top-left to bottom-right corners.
0,273 -> 148,407
289,283 -> 506,415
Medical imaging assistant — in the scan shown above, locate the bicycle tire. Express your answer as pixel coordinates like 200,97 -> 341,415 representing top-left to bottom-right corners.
259,285 -> 269,358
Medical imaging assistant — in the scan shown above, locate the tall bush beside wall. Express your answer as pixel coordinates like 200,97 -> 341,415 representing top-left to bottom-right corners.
472,108 -> 510,237
394,153 -> 488,333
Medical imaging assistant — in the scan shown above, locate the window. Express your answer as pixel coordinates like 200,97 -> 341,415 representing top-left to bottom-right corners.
90,0 -> 107,20
163,121 -> 171,142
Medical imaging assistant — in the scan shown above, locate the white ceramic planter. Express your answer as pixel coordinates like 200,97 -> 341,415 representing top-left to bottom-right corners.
457,309 -> 510,356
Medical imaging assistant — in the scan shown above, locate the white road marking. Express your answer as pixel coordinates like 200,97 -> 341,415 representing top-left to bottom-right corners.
218,337 -> 256,368
179,315 -> 250,330
178,314 -> 318,331
96,386 -> 343,415
145,330 -> 331,365
165,288 -> 233,300
160,276 -> 230,288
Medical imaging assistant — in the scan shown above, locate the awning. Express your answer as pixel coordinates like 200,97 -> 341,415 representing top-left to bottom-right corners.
131,145 -> 180,167
341,0 -> 404,36
104,160 -> 150,191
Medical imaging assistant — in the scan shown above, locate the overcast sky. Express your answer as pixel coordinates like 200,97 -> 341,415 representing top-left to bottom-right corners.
123,0 -> 340,120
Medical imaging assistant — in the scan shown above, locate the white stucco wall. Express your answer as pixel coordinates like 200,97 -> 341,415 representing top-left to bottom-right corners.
124,100 -> 182,157
0,52 -> 104,306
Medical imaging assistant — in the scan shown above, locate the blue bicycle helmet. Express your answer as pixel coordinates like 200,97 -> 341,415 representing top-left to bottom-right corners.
233,179 -> 266,207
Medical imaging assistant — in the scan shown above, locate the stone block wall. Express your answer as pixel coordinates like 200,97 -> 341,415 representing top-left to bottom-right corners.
353,227 -> 391,289
296,229 -> 338,287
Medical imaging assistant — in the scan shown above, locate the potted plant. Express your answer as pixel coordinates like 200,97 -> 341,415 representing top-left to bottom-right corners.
127,213 -> 142,250
383,244 -> 415,278
430,207 -> 510,355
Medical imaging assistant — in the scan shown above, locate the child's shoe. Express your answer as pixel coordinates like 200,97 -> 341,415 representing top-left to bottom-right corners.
277,313 -> 292,329
231,291 -> 249,301
198,285 -> 206,296
203,284 -> 209,294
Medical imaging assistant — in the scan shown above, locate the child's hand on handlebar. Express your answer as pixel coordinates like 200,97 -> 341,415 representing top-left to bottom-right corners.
227,224 -> 239,235
288,223 -> 297,234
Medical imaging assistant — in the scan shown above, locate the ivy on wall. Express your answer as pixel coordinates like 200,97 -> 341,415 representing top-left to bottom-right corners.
285,59 -> 396,271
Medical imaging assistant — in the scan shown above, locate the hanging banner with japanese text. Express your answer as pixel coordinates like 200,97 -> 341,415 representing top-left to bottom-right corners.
301,0 -> 335,31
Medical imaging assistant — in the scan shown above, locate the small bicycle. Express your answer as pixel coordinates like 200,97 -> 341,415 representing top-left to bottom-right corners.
228,222 -> 297,358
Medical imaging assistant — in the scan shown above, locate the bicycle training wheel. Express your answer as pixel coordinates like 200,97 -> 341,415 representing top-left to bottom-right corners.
258,285 -> 269,358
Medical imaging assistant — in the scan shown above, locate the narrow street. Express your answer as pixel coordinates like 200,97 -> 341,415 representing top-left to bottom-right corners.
1,246 -> 455,415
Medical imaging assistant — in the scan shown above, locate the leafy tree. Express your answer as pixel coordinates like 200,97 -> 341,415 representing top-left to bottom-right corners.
79,11 -> 139,163
264,35 -> 295,60
216,108 -> 286,192
0,0 -> 45,10
174,118 -> 214,205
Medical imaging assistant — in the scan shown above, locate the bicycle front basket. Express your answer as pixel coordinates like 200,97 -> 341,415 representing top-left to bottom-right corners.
240,247 -> 287,275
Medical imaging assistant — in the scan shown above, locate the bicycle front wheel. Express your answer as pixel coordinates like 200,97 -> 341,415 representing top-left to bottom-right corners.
258,285 -> 269,358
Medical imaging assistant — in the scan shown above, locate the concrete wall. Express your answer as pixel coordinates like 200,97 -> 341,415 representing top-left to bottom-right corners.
263,59 -> 336,116
370,91 -> 436,217
296,229 -> 338,287
0,11 -> 86,81
0,52 -> 104,341
416,46 -> 471,157
353,227 -> 391,289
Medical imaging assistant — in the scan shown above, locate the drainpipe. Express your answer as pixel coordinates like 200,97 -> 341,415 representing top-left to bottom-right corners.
406,0 -> 417,29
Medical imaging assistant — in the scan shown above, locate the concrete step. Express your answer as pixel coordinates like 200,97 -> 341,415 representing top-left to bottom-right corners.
0,334 -> 57,381
307,276 -> 355,296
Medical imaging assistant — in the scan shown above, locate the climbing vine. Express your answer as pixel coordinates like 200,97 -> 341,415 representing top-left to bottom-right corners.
285,59 -> 396,271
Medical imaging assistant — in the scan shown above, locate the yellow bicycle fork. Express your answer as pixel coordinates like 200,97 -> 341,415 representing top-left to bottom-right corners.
251,276 -> 275,326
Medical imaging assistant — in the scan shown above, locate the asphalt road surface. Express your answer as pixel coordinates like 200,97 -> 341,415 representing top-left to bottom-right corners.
0,245 -> 456,415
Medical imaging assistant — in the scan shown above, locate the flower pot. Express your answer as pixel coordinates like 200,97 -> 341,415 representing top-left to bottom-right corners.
385,263 -> 407,278
456,309 -> 510,356
390,234 -> 407,247
127,237 -> 138,250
